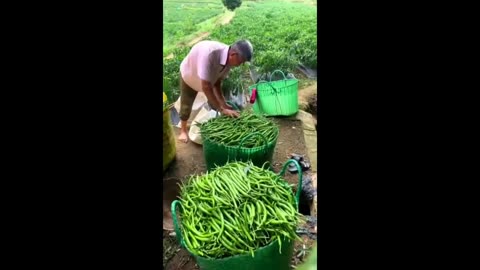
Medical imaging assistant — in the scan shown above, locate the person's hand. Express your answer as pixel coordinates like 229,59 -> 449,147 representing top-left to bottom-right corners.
224,103 -> 234,110
221,108 -> 240,118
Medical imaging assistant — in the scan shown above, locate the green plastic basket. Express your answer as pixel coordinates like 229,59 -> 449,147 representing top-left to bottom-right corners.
202,131 -> 278,172
203,101 -> 278,171
171,160 -> 303,270
249,70 -> 299,116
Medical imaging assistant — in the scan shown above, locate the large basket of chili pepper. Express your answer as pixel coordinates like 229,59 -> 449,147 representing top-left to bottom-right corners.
196,110 -> 279,171
171,160 -> 304,270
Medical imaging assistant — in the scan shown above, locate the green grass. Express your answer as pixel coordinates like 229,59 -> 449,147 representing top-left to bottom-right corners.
163,0 -> 225,55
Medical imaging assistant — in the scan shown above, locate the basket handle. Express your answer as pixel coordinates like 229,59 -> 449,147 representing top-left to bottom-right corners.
252,79 -> 280,114
257,78 -> 280,94
279,159 -> 303,210
252,80 -> 269,88
171,200 -> 185,248
269,70 -> 287,81
257,80 -> 269,84
251,80 -> 269,92
235,132 -> 269,159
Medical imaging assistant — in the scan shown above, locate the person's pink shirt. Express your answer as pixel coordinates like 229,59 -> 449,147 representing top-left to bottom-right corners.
180,41 -> 231,92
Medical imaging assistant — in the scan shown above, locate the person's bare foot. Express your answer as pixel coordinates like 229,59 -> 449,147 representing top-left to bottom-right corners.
178,131 -> 189,143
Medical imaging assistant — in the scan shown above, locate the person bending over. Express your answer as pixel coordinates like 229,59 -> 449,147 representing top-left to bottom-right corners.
177,39 -> 253,143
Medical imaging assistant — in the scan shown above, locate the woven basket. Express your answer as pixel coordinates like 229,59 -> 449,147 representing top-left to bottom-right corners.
171,159 -> 304,270
202,131 -> 278,172
202,102 -> 278,171
248,70 -> 299,116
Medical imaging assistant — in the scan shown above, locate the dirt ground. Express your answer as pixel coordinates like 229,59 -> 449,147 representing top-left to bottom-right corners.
270,118 -> 309,186
162,118 -> 316,270
163,118 -> 311,182
298,82 -> 317,128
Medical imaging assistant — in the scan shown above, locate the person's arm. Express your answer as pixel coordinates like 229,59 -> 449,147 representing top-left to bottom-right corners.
203,80 -> 238,117
201,79 -> 223,110
197,53 -> 238,117
213,79 -> 232,110
197,54 -> 223,110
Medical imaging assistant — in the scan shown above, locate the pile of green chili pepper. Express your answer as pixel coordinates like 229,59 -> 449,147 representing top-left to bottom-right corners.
178,161 -> 302,259
196,111 -> 279,148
